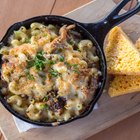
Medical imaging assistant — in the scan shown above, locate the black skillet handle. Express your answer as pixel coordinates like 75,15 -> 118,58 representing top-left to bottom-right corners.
84,0 -> 140,49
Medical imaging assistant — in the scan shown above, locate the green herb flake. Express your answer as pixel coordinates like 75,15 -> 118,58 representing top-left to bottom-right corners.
24,69 -> 29,74
72,64 -> 78,68
64,62 -> 79,73
24,38 -> 31,43
64,61 -> 71,67
77,105 -> 81,108
43,96 -> 49,102
36,51 -> 45,61
24,69 -> 35,80
27,51 -> 56,71
40,104 -> 48,110
45,59 -> 56,66
43,33 -> 48,37
71,64 -> 79,74
77,48 -> 81,52
59,56 -> 64,62
27,74 -> 35,80
73,69 -> 79,74
27,60 -> 35,68
34,59 -> 45,70
49,69 -> 59,77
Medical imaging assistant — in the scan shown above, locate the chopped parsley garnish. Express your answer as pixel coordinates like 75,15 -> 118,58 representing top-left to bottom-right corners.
43,33 -> 48,37
64,61 -> 71,67
77,48 -> 81,52
27,51 -> 45,70
59,56 -> 64,62
40,104 -> 48,110
64,62 -> 79,73
45,59 -> 56,66
27,74 -> 35,80
49,69 -> 60,77
34,51 -> 46,70
24,69 -> 35,80
72,64 -> 79,74
27,60 -> 34,68
36,51 -> 45,60
27,51 -> 55,70
72,64 -> 78,68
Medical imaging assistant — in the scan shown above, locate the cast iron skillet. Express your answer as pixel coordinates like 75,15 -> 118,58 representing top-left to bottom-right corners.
0,0 -> 140,126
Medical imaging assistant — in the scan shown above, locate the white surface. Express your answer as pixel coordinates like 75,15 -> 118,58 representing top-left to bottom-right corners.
13,104 -> 98,133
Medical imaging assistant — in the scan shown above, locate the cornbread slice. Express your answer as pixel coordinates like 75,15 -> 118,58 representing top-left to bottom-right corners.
105,26 -> 140,75
135,38 -> 140,51
109,75 -> 140,97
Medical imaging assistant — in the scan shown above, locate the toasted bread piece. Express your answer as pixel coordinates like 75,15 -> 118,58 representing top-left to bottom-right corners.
135,38 -> 140,51
109,75 -> 140,97
109,38 -> 140,97
105,26 -> 140,75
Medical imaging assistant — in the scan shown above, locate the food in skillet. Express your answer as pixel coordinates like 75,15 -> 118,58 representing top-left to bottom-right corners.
0,23 -> 100,122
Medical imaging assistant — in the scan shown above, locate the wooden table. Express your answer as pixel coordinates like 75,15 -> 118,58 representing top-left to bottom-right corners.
0,0 -> 140,140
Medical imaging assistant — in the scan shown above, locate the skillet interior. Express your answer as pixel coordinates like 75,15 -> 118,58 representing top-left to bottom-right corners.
0,15 -> 106,126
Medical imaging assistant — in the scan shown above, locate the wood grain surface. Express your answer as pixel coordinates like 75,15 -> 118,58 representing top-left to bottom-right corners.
0,0 -> 140,140
0,0 -> 90,39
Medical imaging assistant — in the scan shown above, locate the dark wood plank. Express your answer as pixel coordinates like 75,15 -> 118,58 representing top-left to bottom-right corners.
87,112 -> 140,140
